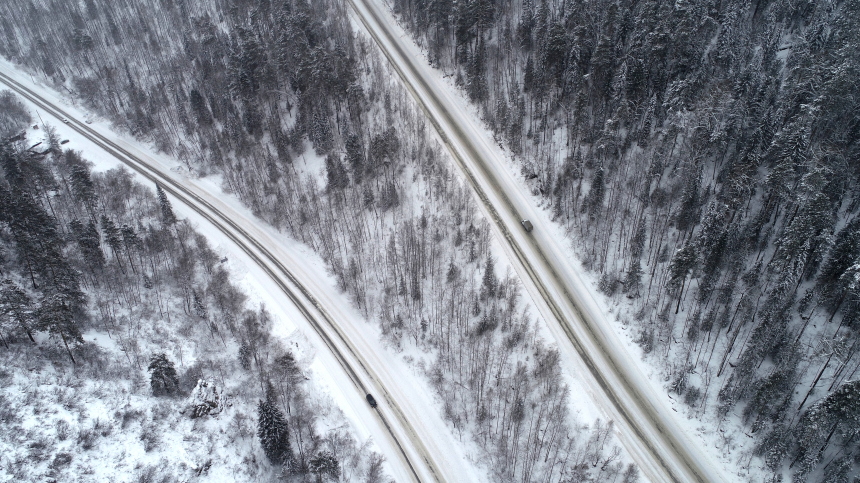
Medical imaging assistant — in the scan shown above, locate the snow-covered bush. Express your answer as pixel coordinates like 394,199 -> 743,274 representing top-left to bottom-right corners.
185,379 -> 222,418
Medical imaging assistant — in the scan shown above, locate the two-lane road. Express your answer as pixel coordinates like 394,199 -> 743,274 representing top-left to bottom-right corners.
347,1 -> 730,481
0,68 -> 459,483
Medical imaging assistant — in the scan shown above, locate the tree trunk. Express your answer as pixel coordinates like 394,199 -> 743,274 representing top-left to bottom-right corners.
61,332 -> 76,365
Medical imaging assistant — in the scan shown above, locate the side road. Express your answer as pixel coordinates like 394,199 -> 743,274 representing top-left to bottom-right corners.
0,69 -> 460,483
346,1 -> 730,481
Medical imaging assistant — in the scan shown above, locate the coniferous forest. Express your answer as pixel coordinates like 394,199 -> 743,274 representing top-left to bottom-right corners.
2,0 -> 858,480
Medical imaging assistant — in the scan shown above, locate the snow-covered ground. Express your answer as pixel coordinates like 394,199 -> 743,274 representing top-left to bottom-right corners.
0,60 -> 488,483
348,0 -> 740,481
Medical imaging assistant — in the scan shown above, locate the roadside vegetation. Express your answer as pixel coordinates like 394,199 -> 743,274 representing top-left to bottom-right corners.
0,97 -> 386,482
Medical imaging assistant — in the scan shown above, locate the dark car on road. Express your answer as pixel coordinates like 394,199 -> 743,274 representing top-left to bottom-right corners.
521,219 -> 533,232
366,393 -> 378,408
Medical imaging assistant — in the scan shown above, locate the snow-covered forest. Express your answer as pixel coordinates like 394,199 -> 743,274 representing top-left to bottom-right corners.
0,0 -> 640,482
0,94 -> 387,482
386,0 -> 860,480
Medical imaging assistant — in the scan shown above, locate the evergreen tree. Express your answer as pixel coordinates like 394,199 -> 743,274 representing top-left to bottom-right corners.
148,353 -> 180,396
817,218 -> 860,308
310,112 -> 333,155
446,261 -> 460,283
36,290 -> 84,364
584,166 -> 605,219
465,42 -> 488,102
516,0 -> 535,50
0,279 -> 35,343
257,398 -> 292,465
791,380 -> 860,480
481,255 -> 497,299
325,153 -> 349,191
70,219 -> 105,273
120,224 -> 140,272
189,89 -> 213,127
345,133 -> 364,184
1,148 -> 63,289
193,290 -> 208,319
156,184 -> 177,226
623,261 -> 642,297
309,451 -> 340,481
68,158 -> 97,215
100,215 -> 125,270
666,243 -> 697,313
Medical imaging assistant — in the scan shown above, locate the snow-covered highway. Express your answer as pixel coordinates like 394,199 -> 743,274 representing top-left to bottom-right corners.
0,68 -> 471,483
346,0 -> 731,481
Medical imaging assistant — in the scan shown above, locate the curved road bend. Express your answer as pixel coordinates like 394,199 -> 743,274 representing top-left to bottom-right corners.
0,70 -> 445,483
347,1 -> 729,482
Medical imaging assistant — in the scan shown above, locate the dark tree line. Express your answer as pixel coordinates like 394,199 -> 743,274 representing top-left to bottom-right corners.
389,0 -> 860,479
0,0 -> 638,480
1,134 -> 85,363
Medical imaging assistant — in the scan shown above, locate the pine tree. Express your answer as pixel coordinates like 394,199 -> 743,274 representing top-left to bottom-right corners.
193,290 -> 208,319
148,353 -> 179,396
821,379 -> 860,439
156,184 -> 177,226
446,261 -> 460,283
516,0 -> 535,50
1,149 -> 63,289
345,133 -> 365,184
817,218 -> 860,308
523,56 -> 535,92
100,215 -> 125,271
309,451 -> 340,481
325,154 -> 349,191
790,381 -> 860,480
585,166 -> 606,219
310,112 -> 333,155
0,279 -> 35,343
189,89 -> 213,127
481,255 -> 497,299
68,160 -> 97,215
667,243 -> 697,313
36,291 -> 84,364
466,42 -> 489,102
624,261 -> 642,297
257,398 -> 292,465
239,343 -> 252,370
544,21 -> 567,82
69,219 -> 105,273
120,224 -> 140,273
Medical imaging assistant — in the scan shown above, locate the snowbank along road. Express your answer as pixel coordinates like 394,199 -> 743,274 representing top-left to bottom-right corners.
0,70 -> 448,483
347,0 -> 731,482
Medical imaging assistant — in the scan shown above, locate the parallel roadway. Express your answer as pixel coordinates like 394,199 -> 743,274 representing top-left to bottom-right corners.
346,1 -> 729,481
